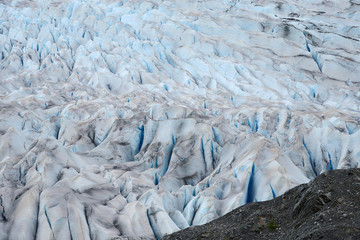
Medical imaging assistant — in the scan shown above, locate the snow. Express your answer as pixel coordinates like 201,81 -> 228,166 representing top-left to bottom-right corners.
0,0 -> 360,239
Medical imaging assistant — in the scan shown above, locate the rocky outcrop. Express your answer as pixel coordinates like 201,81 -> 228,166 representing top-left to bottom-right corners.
164,168 -> 360,239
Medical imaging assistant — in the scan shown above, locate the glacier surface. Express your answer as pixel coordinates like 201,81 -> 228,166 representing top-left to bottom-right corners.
0,0 -> 360,239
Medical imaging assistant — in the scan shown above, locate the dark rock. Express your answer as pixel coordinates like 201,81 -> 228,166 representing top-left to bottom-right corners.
163,169 -> 360,240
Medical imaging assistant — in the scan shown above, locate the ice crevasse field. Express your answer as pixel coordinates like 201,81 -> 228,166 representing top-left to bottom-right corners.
0,0 -> 359,239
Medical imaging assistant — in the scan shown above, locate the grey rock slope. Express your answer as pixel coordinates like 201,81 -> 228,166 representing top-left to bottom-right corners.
164,168 -> 360,240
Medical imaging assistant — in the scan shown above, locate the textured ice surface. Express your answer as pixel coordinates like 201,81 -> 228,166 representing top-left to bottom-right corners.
0,0 -> 360,239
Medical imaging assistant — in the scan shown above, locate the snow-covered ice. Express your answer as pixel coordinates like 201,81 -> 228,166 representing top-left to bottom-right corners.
0,0 -> 360,239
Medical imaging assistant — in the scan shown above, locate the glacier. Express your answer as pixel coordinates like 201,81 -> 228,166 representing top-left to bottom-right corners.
0,0 -> 359,239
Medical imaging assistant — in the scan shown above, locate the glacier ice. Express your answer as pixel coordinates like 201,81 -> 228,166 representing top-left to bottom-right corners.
0,0 -> 360,239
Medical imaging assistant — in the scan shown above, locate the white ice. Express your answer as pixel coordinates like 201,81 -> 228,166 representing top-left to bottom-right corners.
0,0 -> 360,239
